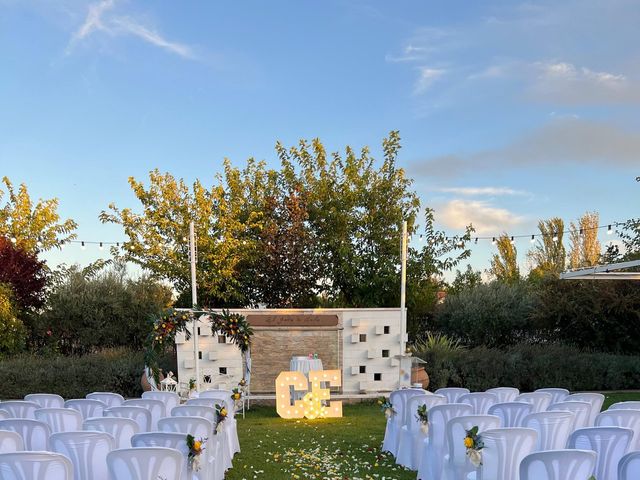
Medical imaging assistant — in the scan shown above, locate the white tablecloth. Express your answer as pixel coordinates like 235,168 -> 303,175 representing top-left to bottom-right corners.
290,356 -> 323,376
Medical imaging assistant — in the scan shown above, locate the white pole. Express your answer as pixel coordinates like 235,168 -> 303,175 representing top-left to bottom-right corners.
189,221 -> 200,392
399,220 -> 408,387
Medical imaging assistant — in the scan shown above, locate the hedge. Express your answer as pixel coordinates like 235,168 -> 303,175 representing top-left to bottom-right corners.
0,348 -> 176,400
420,343 -> 640,392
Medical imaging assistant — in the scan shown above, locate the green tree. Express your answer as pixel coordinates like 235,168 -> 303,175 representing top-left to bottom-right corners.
528,218 -> 566,279
448,264 -> 483,296
0,283 -> 27,356
490,235 -> 520,283
0,177 -> 77,252
569,212 -> 601,269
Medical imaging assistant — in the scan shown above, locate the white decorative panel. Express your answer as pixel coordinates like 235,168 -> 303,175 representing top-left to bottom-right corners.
207,352 -> 217,361
350,366 -> 360,375
350,318 -> 360,327
367,349 -> 376,359
350,334 -> 359,344
375,325 -> 384,335
184,359 -> 195,369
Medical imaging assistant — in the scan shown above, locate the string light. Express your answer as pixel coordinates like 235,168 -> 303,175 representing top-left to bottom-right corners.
10,237 -> 17,244
530,235 -> 535,243
81,241 -> 86,250
510,236 -> 515,245
492,237 -> 496,245
552,232 -> 559,242
99,242 -> 104,250
607,225 -> 613,235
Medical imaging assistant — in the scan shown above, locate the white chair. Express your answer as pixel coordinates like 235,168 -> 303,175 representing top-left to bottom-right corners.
459,392 -> 498,415
34,408 -> 82,434
199,390 -> 235,416
0,431 -> 23,453
187,396 -> 240,463
520,449 -> 596,480
142,391 -> 180,413
443,414 -> 500,480
0,411 -> 9,420
171,405 -> 217,423
596,409 -> 640,451
548,401 -> 592,431
610,401 -> 640,411
619,451 -> 640,480
123,399 -> 166,431
567,426 -> 633,480
83,417 -> 139,450
50,431 -> 114,480
535,388 -> 570,404
132,432 -> 190,480
524,411 -> 574,451
470,427 -> 537,480
106,447 -> 183,480
486,387 -> 519,403
104,406 -> 152,433
158,416 -> 218,480
417,403 -> 473,480
396,394 -> 447,469
24,394 -> 64,409
0,451 -> 73,480
516,392 -> 552,413
488,402 -> 532,428
435,387 -> 469,403
65,399 -> 106,420
0,419 -> 50,451
86,392 -> 125,408
566,393 -> 605,426
382,388 -> 425,456
0,401 -> 40,419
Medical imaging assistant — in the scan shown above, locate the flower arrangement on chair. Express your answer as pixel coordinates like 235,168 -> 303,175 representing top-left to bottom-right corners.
214,403 -> 228,434
464,426 -> 484,467
231,387 -> 243,410
416,404 -> 429,434
378,396 -> 395,419
186,434 -> 206,472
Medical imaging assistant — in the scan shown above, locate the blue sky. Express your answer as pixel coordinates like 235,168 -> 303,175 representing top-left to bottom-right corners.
1,0 -> 638,275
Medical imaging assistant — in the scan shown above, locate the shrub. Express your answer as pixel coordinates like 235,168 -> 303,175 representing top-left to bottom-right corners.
0,348 -> 177,399
0,237 -> 47,310
0,283 -> 27,356
418,342 -> 640,392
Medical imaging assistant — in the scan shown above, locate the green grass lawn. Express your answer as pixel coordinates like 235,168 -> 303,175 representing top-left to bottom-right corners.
226,392 -> 640,480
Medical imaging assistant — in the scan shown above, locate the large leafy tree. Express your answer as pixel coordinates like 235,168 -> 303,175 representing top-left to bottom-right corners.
0,177 -> 77,252
490,235 -> 520,283
528,218 -> 566,279
0,237 -> 47,311
568,212 -> 601,269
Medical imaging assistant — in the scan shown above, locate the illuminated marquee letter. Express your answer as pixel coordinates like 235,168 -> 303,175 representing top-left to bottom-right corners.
275,369 -> 343,419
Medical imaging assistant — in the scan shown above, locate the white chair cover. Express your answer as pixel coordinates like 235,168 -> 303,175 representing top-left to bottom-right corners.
186,397 -> 240,461
486,387 -> 519,403
596,409 -> 640,451
123,399 -> 166,431
515,393 -> 552,413
567,426 -> 633,480
199,390 -> 235,416
535,388 -> 570,404
142,391 -> 180,413
24,394 -> 64,409
50,431 -> 114,480
86,392 -> 125,408
0,419 -> 50,451
34,408 -> 82,434
523,411 -> 574,451
0,430 -> 23,453
0,451 -> 73,480
83,417 -> 139,450
417,403 -> 473,480
520,449 -> 596,480
171,405 -> 217,423
619,451 -> 640,480
548,401 -> 592,431
474,427 -> 537,480
443,414 -> 500,480
0,401 -> 40,419
488,402 -> 532,428
459,393 -> 498,415
435,387 -> 469,403
396,394 -> 447,470
104,406 -> 152,433
64,399 -> 106,420
566,393 -> 605,426
107,447 -> 183,480
158,416 -> 219,480
610,401 -> 640,411
382,388 -> 425,456
0,411 -> 9,420
132,432 -> 190,480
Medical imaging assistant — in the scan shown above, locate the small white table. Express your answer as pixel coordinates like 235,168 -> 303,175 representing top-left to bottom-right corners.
290,356 -> 323,376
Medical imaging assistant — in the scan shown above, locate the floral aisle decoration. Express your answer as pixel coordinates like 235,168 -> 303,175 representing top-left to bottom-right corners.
214,403 -> 228,434
464,426 -> 484,467
231,387 -> 243,410
416,404 -> 429,434
377,397 -> 395,419
186,434 -> 206,472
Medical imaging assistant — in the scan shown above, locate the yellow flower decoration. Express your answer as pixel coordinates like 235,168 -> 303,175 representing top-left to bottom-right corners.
464,436 -> 474,448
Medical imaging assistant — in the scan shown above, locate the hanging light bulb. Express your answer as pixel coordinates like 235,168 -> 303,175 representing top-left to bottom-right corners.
552,232 -> 559,242
419,234 -> 423,242
99,242 -> 104,250
81,241 -> 86,250
36,240 -> 43,249
530,235 -> 535,243
60,242 -> 65,250
116,242 -> 120,247
474,238 -> 478,244
607,225 -> 613,235
510,236 -> 515,245
10,237 -> 17,244
492,237 -> 496,245
579,228 -> 584,235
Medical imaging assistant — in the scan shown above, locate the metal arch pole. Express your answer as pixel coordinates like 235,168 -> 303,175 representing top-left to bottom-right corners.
399,220 -> 408,388
189,221 -> 200,392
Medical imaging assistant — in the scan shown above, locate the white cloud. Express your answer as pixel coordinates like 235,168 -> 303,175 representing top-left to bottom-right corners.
414,67 -> 446,94
67,0 -> 195,60
437,186 -> 529,196
437,199 -> 525,234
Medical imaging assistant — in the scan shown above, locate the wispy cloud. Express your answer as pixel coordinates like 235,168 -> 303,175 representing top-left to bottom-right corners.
437,186 -> 529,196
437,199 -> 525,234
414,67 -> 446,94
67,0 -> 195,60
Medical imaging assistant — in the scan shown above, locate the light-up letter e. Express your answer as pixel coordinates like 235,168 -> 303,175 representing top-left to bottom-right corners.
275,369 -> 343,419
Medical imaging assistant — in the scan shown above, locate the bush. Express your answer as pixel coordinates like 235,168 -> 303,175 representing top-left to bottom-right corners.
434,281 -> 536,348
0,283 -> 27,356
418,342 -> 640,392
0,348 -> 177,399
